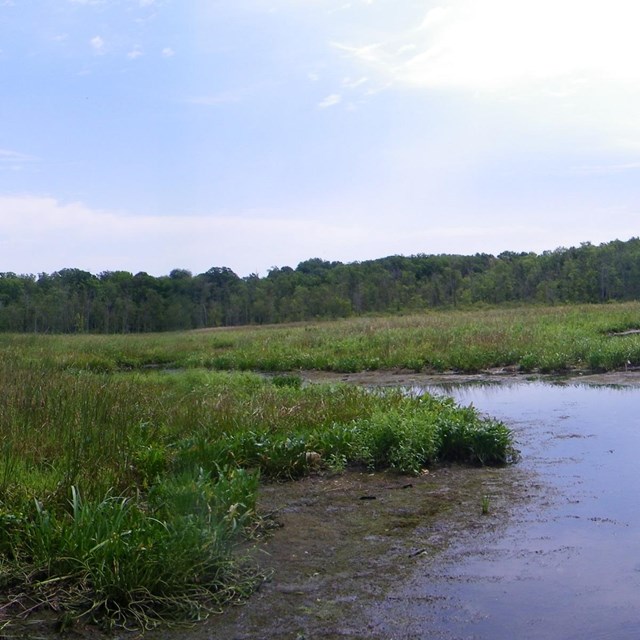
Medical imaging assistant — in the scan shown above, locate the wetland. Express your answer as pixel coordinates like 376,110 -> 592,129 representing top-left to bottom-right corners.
3,305 -> 640,637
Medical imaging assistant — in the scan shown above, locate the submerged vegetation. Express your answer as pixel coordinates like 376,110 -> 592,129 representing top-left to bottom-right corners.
2,300 -> 639,631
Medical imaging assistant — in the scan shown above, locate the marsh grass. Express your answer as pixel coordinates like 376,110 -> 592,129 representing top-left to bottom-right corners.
0,356 -> 515,631
1,302 -> 636,629
3,302 -> 640,374
5,480 -> 261,630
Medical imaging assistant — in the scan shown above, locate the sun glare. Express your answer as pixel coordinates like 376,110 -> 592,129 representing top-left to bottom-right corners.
346,0 -> 640,91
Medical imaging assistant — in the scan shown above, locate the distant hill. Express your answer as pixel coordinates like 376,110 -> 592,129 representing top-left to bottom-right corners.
1,238 -> 639,332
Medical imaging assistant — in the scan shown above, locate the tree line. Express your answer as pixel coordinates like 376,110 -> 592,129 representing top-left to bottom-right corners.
1,238 -> 640,333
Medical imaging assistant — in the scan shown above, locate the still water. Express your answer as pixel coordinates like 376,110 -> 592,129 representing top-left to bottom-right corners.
389,379 -> 640,639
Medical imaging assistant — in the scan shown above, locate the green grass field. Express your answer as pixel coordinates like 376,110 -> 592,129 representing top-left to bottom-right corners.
3,301 -> 640,374
1,302 -> 638,631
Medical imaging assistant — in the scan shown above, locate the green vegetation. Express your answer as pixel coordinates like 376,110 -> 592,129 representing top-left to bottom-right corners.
3,301 -> 640,374
1,237 -> 640,332
0,350 -> 513,632
3,300 -> 638,631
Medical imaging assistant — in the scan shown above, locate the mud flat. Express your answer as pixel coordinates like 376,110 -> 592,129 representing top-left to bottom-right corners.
179,464 -> 537,640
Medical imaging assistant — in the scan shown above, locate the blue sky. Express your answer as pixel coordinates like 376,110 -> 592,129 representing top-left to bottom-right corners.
2,0 -> 640,276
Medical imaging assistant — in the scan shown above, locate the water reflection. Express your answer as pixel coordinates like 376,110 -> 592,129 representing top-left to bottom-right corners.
386,380 -> 640,640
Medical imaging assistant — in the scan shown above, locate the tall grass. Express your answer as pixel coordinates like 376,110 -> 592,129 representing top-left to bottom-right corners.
2,302 -> 639,374
0,359 -> 514,631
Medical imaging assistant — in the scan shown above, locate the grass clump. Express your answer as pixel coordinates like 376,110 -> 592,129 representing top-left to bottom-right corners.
1,473 -> 262,631
352,394 -> 515,474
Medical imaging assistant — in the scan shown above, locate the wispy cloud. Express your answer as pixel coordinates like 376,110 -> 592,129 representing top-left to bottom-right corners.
328,3 -> 352,15
161,47 -> 175,58
334,0 -> 640,91
3,194 -> 633,277
188,82 -> 266,106
342,76 -> 367,89
0,148 -> 37,170
332,41 -> 383,66
318,93 -> 341,108
0,195 -> 403,276
325,0 -> 640,148
570,162 -> 640,176
127,45 -> 143,59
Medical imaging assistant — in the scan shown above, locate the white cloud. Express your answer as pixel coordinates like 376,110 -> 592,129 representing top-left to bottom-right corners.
342,76 -> 367,88
328,0 -> 640,147
0,149 -> 34,162
0,196 -> 401,275
318,93 -> 342,108
418,6 -> 448,30
161,47 -> 175,58
332,41 -> 383,66
90,35 -> 105,53
570,162 -> 640,176
127,46 -> 143,59
1,194 -> 637,277
329,3 -> 352,14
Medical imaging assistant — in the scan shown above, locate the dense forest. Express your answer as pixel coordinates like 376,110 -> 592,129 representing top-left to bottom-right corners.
2,238 -> 640,333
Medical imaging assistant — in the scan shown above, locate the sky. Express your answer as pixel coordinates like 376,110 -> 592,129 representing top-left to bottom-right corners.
1,0 -> 640,277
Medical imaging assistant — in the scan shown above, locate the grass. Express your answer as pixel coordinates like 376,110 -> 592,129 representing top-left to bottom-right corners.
2,302 -> 640,374
0,356 -> 515,632
12,300 -> 639,631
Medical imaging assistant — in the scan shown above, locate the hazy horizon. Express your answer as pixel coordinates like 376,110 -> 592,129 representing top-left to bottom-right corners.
3,234 -> 637,279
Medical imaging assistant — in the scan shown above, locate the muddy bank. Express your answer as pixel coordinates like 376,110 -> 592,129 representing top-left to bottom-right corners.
152,463 -> 540,640
301,367 -> 640,388
7,462 -> 533,640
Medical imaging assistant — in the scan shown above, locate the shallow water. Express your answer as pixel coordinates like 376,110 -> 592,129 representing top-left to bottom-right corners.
382,380 -> 640,639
